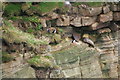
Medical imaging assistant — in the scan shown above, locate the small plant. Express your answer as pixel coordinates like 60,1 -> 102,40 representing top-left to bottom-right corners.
2,52 -> 15,63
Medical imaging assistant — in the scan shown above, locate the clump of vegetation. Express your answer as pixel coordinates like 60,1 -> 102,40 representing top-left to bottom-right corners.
8,16 -> 41,23
2,52 -> 15,63
3,20 -> 48,47
72,2 -> 103,7
28,55 -> 59,68
4,3 -> 21,16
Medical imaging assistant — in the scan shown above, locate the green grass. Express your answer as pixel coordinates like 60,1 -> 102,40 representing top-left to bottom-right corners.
2,52 -> 15,63
28,55 -> 58,68
3,20 -> 48,47
4,3 -> 21,16
30,2 -> 64,14
73,2 -> 103,7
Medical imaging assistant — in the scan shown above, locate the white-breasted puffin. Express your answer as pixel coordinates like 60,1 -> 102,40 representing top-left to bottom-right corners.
82,34 -> 95,47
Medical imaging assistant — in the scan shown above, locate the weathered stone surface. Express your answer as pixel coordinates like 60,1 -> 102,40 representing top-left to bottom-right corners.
113,12 -> 120,21
78,5 -> 102,16
56,15 -> 70,26
109,22 -> 119,32
99,11 -> 113,23
70,16 -> 96,27
41,18 -> 47,27
110,3 -> 120,11
69,6 -> 79,14
89,7 -> 102,16
47,12 -> 58,19
97,28 -> 111,34
103,5 -> 110,14
90,22 -> 110,30
70,16 -> 82,27
82,16 -> 97,26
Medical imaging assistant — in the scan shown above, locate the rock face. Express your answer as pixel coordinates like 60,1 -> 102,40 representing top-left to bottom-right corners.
50,43 -> 103,78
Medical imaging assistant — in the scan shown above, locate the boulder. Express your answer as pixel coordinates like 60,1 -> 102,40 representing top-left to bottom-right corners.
97,28 -> 111,34
56,15 -> 70,26
41,18 -> 47,28
78,5 -> 102,16
89,7 -> 102,16
47,12 -> 59,19
69,6 -> 79,14
81,16 -> 97,26
113,12 -> 120,21
70,16 -> 96,27
103,5 -> 110,14
110,3 -> 120,11
109,22 -> 119,32
90,22 -> 110,30
99,11 -> 113,23
70,16 -> 82,27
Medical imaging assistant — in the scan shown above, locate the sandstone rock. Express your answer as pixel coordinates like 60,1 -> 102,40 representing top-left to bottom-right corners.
69,6 -> 79,14
78,5 -> 102,16
97,28 -> 111,34
81,16 -> 97,26
103,5 -> 110,14
110,3 -> 120,11
47,12 -> 58,19
70,16 -> 96,27
89,7 -> 102,16
56,15 -> 70,26
70,17 -> 82,27
0,12 -> 3,17
99,11 -> 113,23
113,12 -> 120,21
90,22 -> 110,30
41,18 -> 47,28
109,22 -> 119,32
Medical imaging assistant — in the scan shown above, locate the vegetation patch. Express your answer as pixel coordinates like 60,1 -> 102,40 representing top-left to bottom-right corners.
28,55 -> 59,68
3,20 -> 48,47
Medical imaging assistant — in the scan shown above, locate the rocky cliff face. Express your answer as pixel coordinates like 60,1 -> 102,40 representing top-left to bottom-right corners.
1,2 -> 120,78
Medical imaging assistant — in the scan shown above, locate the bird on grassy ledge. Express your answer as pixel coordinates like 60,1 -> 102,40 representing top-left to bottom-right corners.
82,34 -> 95,47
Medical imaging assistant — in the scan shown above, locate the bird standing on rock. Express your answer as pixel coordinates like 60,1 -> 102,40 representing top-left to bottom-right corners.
82,34 -> 95,47
47,27 -> 56,34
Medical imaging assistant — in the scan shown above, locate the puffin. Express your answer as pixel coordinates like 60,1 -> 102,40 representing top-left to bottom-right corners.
82,34 -> 95,47
47,27 -> 56,34
72,32 -> 81,43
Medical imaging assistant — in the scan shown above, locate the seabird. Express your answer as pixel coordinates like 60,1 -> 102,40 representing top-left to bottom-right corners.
82,34 -> 95,47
